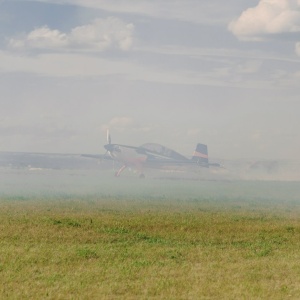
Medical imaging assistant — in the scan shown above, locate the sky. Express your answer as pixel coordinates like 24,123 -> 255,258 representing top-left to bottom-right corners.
0,0 -> 300,160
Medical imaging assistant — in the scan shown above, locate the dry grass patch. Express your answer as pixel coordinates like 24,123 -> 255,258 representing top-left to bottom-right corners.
0,196 -> 299,299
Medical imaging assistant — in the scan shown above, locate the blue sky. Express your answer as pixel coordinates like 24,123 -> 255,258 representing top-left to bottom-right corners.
0,0 -> 300,159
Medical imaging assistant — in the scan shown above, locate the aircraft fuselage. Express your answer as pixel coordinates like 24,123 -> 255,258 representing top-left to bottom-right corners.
103,139 -> 219,177
104,144 -> 147,172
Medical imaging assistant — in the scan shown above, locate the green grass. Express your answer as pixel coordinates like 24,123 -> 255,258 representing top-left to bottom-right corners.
0,192 -> 300,299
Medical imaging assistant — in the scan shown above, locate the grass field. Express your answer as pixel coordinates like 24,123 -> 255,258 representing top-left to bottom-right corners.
0,174 -> 300,299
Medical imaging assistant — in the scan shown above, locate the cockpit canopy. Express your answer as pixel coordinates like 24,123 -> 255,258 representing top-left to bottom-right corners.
140,143 -> 188,161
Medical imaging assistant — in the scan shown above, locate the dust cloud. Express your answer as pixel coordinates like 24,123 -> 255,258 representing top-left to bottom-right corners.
0,152 -> 299,203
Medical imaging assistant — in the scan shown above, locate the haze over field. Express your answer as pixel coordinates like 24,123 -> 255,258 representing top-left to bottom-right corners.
1,4 -> 300,297
1,0 -> 300,160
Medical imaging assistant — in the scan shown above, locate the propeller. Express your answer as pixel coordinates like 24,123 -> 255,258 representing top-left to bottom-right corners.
105,129 -> 115,173
104,129 -> 115,153
104,129 -> 116,156
107,129 -> 111,145
101,129 -> 110,158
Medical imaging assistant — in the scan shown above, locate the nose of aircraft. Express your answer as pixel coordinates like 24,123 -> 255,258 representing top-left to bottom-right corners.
104,144 -> 114,152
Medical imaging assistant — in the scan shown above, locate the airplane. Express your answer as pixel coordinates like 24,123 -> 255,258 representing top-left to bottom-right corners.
103,130 -> 221,178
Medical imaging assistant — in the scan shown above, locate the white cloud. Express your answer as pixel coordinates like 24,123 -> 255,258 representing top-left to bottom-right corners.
8,17 -> 134,52
70,18 -> 134,51
9,26 -> 68,49
229,0 -> 300,41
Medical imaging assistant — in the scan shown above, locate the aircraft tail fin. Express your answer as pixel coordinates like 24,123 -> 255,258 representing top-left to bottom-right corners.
192,143 -> 209,166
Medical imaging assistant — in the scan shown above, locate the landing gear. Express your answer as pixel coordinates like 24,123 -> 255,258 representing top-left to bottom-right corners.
115,165 -> 127,177
113,164 -> 145,179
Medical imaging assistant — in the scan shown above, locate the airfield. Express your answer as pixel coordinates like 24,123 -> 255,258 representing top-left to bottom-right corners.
1,152 -> 300,299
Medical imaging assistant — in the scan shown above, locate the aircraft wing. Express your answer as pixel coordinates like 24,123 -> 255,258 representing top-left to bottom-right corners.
81,154 -> 112,160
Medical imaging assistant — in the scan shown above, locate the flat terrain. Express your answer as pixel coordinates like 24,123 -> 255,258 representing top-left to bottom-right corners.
0,170 -> 300,299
